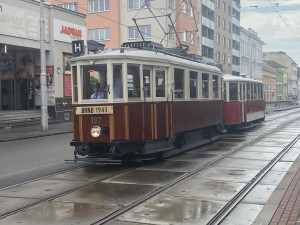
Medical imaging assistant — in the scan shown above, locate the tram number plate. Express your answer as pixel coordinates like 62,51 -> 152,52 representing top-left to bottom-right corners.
75,106 -> 113,115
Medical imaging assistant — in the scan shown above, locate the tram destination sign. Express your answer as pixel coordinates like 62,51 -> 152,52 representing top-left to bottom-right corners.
75,106 -> 113,115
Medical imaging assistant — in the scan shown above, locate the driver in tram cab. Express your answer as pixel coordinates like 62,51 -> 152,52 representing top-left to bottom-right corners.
91,83 -> 104,99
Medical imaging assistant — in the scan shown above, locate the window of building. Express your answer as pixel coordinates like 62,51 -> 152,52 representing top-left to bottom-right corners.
190,6 -> 194,17
228,6 -> 231,16
228,22 -> 231,32
222,19 -> 226,29
82,64 -> 108,100
88,0 -> 109,13
128,0 -> 150,9
89,28 -> 110,41
216,0 -> 220,8
223,1 -> 226,12
202,73 -> 209,98
216,51 -> 220,63
129,25 -> 151,39
222,53 -> 226,64
127,64 -> 140,98
190,33 -> 194,45
202,25 -> 214,40
168,25 -> 174,39
222,36 -> 226,47
202,5 -> 214,21
233,8 -> 240,20
232,40 -> 240,51
59,2 -> 78,12
202,46 -> 214,59
216,15 -> 220,26
156,70 -> 165,97
228,55 -> 231,64
190,71 -> 198,99
182,0 -> 187,13
232,24 -> 240,35
169,0 -> 175,9
174,68 -> 184,99
228,39 -> 231,48
216,33 -> 220,44
113,65 -> 123,99
143,69 -> 151,97
213,75 -> 219,98
182,29 -> 187,42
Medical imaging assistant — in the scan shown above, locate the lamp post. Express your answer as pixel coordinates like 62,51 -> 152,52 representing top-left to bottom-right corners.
40,0 -> 48,131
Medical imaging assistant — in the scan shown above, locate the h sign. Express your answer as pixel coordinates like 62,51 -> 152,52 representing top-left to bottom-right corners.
72,40 -> 84,56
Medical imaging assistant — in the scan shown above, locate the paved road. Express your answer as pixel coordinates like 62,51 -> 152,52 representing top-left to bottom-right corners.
0,133 -> 79,189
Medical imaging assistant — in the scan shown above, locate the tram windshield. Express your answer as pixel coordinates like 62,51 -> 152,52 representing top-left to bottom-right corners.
82,65 -> 108,100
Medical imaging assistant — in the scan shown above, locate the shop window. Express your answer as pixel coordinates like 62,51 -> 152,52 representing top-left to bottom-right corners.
127,64 -> 140,98
202,73 -> 209,99
64,54 -> 72,97
82,64 -> 107,100
156,70 -> 165,97
143,69 -> 151,97
229,82 -> 238,101
113,65 -> 123,99
174,68 -> 184,99
190,71 -> 198,99
213,75 -> 219,99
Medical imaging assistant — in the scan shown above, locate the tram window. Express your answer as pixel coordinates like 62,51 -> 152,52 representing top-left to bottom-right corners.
239,83 -> 242,101
174,68 -> 184,99
253,84 -> 257,100
156,70 -> 165,97
243,83 -> 246,100
202,73 -> 209,99
82,65 -> 107,100
247,83 -> 251,100
127,64 -> 140,98
190,71 -> 198,99
143,69 -> 151,97
229,82 -> 238,101
72,66 -> 78,102
213,75 -> 219,99
113,65 -> 123,99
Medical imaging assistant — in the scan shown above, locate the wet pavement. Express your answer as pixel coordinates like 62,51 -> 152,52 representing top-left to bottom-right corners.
0,112 -> 300,224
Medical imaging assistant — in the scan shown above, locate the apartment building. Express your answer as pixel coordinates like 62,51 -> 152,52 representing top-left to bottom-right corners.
264,52 -> 298,101
213,0 -> 233,74
240,28 -> 264,80
52,0 -> 241,74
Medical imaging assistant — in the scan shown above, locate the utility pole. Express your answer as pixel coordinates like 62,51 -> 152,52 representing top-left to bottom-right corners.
40,0 -> 48,131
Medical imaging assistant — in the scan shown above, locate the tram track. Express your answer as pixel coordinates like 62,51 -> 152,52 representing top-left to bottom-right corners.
93,115 -> 300,224
0,112 -> 299,224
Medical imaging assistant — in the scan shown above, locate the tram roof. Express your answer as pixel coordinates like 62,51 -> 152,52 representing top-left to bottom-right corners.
222,74 -> 263,84
70,48 -> 222,74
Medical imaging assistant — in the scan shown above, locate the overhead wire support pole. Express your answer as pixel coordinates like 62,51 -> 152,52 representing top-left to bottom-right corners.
40,0 -> 48,131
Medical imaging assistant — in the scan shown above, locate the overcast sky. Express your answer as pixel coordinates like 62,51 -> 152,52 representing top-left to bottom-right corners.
241,0 -> 300,65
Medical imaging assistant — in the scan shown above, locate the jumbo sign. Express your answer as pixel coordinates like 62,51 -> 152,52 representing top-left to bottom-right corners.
61,26 -> 82,37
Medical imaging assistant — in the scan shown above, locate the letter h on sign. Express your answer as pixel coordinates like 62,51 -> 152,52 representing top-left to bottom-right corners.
72,40 -> 85,57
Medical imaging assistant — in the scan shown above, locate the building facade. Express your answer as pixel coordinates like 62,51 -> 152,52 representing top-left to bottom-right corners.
240,28 -> 264,80
264,52 -> 298,101
262,62 -> 276,101
0,0 -> 86,120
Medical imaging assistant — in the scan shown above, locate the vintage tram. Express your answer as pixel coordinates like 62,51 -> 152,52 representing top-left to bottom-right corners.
70,42 -> 225,160
69,42 -> 265,161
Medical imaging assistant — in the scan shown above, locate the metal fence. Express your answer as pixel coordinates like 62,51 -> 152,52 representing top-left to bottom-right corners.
265,101 -> 298,111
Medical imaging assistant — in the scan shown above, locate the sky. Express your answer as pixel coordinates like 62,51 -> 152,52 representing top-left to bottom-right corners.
241,0 -> 300,65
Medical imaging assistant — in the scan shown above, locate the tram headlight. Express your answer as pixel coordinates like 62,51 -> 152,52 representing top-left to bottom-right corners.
91,126 -> 101,138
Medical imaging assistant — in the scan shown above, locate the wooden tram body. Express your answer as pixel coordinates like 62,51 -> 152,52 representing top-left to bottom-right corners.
223,74 -> 265,128
70,46 -> 224,158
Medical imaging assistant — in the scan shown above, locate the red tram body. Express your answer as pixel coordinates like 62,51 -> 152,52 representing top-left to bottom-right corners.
223,74 -> 265,128
69,43 -> 265,160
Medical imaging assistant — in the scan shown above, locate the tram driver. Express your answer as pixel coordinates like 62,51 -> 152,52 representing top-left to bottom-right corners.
91,83 -> 105,99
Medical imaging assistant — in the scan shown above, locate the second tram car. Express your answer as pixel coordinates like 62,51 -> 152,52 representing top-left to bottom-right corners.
69,42 -> 265,160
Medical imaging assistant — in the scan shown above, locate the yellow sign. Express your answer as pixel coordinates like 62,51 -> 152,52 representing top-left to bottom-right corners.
76,106 -> 113,115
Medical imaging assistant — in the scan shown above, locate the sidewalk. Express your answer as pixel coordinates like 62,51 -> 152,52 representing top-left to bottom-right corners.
253,156 -> 300,225
0,122 -> 73,142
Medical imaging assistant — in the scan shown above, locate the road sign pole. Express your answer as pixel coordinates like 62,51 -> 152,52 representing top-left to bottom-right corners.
40,0 -> 48,131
